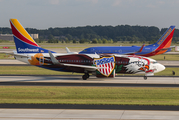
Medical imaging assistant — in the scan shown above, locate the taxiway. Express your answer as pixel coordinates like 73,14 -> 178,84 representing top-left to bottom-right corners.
0,75 -> 178,85
1,109 -> 179,120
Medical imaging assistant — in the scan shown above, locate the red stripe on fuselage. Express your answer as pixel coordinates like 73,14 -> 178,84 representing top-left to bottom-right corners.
10,22 -> 39,47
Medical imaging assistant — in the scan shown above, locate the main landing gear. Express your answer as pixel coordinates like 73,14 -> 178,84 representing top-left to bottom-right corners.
82,73 -> 90,80
144,76 -> 147,80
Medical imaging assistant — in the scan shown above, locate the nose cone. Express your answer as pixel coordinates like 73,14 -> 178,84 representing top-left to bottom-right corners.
156,63 -> 165,73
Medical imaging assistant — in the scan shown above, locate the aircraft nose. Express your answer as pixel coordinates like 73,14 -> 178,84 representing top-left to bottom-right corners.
157,63 -> 165,73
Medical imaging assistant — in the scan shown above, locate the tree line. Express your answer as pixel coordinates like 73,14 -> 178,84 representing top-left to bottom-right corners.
1,25 -> 179,44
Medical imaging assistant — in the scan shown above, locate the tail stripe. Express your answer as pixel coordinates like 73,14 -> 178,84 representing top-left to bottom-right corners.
155,28 -> 175,51
10,22 -> 39,47
10,19 -> 56,53
10,19 -> 39,47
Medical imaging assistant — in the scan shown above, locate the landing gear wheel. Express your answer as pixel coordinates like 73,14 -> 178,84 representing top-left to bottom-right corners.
82,75 -> 88,80
144,76 -> 147,80
86,73 -> 90,78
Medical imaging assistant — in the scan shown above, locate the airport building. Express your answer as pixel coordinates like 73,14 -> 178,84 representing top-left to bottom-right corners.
30,34 -> 38,39
0,34 -> 13,41
0,34 -> 38,40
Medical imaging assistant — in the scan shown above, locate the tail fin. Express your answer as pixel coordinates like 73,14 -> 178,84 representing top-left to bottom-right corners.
153,26 -> 175,50
10,19 -> 55,53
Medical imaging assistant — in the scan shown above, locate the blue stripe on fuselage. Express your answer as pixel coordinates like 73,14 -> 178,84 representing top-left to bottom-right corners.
14,36 -> 56,53
79,46 -> 156,55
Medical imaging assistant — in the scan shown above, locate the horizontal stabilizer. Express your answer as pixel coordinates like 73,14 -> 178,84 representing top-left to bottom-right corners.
0,51 -> 29,58
153,46 -> 175,53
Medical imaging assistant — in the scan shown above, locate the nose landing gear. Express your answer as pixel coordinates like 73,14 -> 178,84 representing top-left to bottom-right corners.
144,76 -> 147,80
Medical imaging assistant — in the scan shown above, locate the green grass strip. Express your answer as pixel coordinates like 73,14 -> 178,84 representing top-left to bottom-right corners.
0,66 -> 82,75
0,86 -> 179,105
0,53 -> 14,59
150,54 -> 179,61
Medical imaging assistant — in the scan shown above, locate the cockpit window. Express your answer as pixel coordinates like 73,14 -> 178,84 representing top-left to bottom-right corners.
151,61 -> 158,64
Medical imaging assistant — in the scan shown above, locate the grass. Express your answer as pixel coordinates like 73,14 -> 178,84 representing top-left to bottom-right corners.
0,53 -> 14,59
150,54 -> 179,61
0,66 -> 177,76
1,42 -> 179,60
154,67 -> 179,76
0,86 -> 179,105
0,66 -> 82,75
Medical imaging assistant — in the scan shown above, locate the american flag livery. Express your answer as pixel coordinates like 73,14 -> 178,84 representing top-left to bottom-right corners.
94,56 -> 115,77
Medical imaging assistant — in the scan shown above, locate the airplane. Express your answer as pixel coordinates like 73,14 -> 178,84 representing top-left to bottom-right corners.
79,26 -> 175,57
9,19 -> 165,80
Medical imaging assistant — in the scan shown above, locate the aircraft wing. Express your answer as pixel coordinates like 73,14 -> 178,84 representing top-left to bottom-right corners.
60,63 -> 100,71
48,51 -> 105,71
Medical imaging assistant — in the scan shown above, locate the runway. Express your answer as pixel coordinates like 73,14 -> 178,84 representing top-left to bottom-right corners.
0,75 -> 179,85
1,109 -> 179,120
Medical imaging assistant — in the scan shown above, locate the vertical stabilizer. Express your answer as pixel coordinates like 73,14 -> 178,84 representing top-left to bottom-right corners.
155,26 -> 175,50
10,19 -> 55,53
143,26 -> 176,56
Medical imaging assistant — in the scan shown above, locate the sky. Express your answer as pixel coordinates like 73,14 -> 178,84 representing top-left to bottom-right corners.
0,0 -> 178,29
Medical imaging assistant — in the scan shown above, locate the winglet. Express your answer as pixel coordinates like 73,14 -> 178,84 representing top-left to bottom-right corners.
124,44 -> 145,55
66,47 -> 70,53
65,47 -> 78,54
138,43 -> 145,53
48,51 -> 60,65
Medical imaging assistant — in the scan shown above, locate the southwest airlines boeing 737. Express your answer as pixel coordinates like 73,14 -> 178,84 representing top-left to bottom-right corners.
79,26 -> 175,57
9,19 -> 165,80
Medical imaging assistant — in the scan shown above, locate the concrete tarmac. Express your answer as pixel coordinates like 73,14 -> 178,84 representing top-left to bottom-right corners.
1,109 -> 179,120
